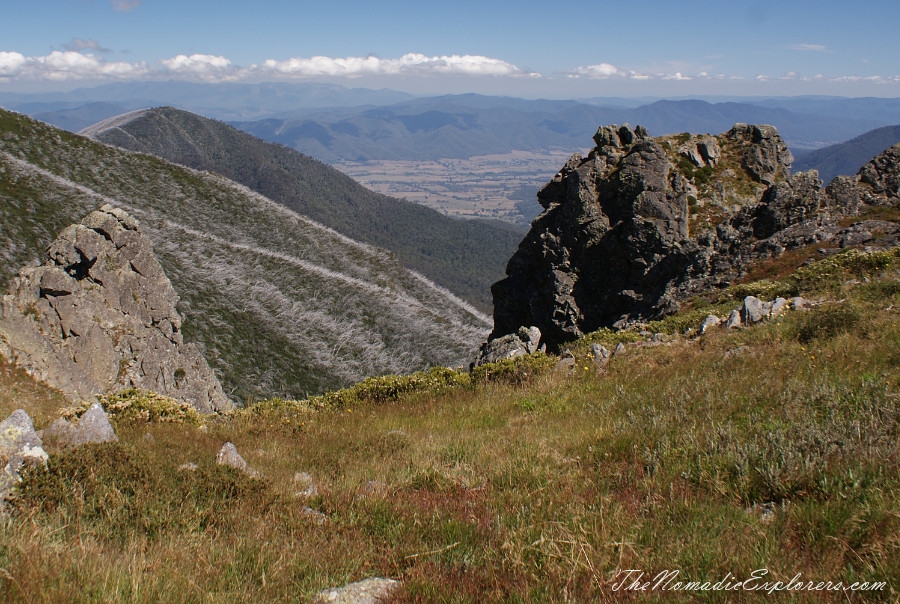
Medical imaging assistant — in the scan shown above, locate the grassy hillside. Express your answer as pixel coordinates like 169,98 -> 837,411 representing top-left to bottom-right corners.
83,107 -> 524,312
0,108 -> 490,402
1,245 -> 897,602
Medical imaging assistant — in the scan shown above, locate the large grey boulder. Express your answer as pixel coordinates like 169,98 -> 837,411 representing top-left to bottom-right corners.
0,205 -> 230,413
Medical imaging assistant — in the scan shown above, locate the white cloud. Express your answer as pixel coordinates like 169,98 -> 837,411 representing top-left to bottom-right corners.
0,50 -> 534,83
566,63 -> 619,79
160,54 -> 240,81
259,53 -> 531,78
0,51 -> 147,81
663,72 -> 691,81
0,52 -> 27,78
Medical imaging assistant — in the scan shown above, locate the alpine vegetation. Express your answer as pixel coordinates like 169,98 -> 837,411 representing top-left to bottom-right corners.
0,109 -> 491,402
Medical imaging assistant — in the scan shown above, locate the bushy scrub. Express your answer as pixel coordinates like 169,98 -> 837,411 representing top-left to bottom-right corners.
62,388 -> 205,426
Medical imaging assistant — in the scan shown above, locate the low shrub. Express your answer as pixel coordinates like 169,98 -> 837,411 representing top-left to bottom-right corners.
61,389 -> 205,426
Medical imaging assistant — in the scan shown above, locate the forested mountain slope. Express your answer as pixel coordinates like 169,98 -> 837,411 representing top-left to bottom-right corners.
0,109 -> 490,402
82,107 -> 524,311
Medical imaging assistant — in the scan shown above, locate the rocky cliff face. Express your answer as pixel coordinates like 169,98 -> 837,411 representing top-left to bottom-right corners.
489,124 -> 900,351
0,205 -> 231,413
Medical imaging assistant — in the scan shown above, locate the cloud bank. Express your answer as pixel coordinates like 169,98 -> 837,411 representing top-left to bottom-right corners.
0,51 -> 897,91
0,51 -> 535,83
260,53 -> 535,77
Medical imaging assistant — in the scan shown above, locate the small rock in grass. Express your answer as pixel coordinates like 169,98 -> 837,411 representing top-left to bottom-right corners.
293,471 -> 318,499
700,314 -> 721,334
312,577 -> 401,604
215,442 -> 259,476
70,403 -> 117,447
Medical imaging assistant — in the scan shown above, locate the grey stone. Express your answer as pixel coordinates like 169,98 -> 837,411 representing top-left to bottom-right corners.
293,471 -> 318,499
770,297 -> 789,319
554,351 -> 576,374
313,578 -> 401,604
301,506 -> 327,526
726,309 -> 742,329
791,296 -> 813,310
216,442 -> 249,473
613,342 -> 627,356
0,205 -> 230,413
741,296 -> 771,325
518,326 -> 542,354
0,409 -> 48,510
700,314 -> 721,334
70,402 -> 117,447
590,344 -> 610,370
472,325 -> 541,366
178,462 -> 198,471
0,409 -> 41,458
727,124 -> 793,185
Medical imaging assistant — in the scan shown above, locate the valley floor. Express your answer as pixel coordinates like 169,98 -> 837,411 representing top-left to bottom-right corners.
336,148 -> 586,226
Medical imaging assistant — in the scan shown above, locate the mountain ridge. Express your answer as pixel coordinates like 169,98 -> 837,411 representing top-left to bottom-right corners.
0,108 -> 489,402
794,124 -> 900,184
83,106 -> 523,311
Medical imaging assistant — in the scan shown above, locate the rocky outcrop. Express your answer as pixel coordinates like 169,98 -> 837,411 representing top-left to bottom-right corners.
472,326 -> 542,366
488,127 -> 900,352
0,205 -> 231,413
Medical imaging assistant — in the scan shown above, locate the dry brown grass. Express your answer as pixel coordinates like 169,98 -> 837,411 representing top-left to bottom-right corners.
1,254 -> 899,602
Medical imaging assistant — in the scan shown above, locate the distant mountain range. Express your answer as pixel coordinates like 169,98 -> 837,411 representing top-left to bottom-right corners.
5,83 -> 900,158
81,106 -> 523,311
0,108 -> 490,402
793,124 -> 900,184
231,97 -> 887,161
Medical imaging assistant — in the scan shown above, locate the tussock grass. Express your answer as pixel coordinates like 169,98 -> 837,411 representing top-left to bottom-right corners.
1,250 -> 899,601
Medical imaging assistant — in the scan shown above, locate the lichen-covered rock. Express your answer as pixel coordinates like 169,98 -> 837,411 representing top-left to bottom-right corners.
0,205 -> 230,413
0,409 -> 41,459
472,326 -> 542,366
0,409 -> 48,510
726,123 -> 793,185
491,126 -> 694,349
485,125 -> 900,352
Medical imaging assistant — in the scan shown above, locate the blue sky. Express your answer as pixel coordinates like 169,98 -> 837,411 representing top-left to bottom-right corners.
2,0 -> 899,97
